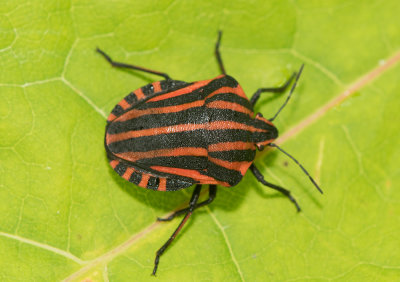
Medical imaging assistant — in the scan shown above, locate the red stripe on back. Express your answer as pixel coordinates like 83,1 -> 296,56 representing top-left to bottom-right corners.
107,121 -> 264,144
109,159 -> 120,169
134,88 -> 145,100
208,141 -> 255,152
107,113 -> 117,122
231,83 -> 247,99
138,173 -> 150,188
206,86 -> 238,99
206,84 -> 247,100
207,121 -> 265,132
207,100 -> 252,115
107,123 -> 206,143
158,178 -> 167,191
150,166 -> 219,183
122,167 -> 135,181
115,147 -> 207,162
115,100 -> 204,122
118,99 -> 131,110
153,81 -> 162,93
149,79 -> 212,102
208,156 -> 251,176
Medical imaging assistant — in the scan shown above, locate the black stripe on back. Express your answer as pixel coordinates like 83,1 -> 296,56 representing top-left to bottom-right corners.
129,170 -> 142,185
206,129 -> 253,144
114,162 -> 127,176
125,92 -> 138,104
252,117 -> 277,130
207,108 -> 254,124
166,178 -> 194,191
204,161 -> 243,186
147,176 -> 160,190
141,80 -> 190,96
252,131 -> 277,142
109,130 -> 207,153
110,105 -> 124,120
108,129 -> 252,153
160,80 -> 189,92
208,150 -> 256,162
139,90 -> 207,110
141,83 -> 155,96
108,107 -> 254,134
137,156 -> 207,170
208,75 -> 239,89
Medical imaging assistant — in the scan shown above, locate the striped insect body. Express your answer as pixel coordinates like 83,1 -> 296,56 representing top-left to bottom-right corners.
105,74 -> 278,190
97,31 -> 322,276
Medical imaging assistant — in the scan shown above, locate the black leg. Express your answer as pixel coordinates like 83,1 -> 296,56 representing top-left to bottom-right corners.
250,164 -> 301,212
152,184 -> 202,276
96,48 -> 171,80
250,72 -> 296,106
215,31 -> 226,75
157,185 -> 217,222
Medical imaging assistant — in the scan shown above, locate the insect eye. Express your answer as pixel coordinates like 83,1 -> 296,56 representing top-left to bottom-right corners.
256,144 -> 265,151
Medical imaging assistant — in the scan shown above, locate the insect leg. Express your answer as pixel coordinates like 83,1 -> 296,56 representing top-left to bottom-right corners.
250,72 -> 296,106
152,184 -> 202,276
96,48 -> 171,80
215,31 -> 226,75
250,164 -> 301,212
157,185 -> 217,222
269,64 -> 304,122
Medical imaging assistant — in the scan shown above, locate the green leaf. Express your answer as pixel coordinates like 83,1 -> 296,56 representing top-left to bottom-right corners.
1,0 -> 399,281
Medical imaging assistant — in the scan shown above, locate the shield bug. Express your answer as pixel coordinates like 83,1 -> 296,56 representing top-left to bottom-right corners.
97,31 -> 322,275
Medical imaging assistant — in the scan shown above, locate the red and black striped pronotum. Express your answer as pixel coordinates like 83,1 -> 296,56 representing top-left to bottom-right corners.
97,31 -> 322,275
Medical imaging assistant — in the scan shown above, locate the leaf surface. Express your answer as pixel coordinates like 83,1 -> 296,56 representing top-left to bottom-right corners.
1,0 -> 399,281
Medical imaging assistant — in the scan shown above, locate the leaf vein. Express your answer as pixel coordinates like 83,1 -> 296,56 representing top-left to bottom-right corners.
0,232 -> 85,265
206,207 -> 245,282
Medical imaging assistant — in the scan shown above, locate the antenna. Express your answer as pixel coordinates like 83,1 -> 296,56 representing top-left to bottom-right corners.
269,64 -> 304,122
269,143 -> 323,194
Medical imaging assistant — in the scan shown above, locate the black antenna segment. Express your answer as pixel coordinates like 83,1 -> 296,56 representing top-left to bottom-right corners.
269,64 -> 304,122
269,143 -> 323,194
